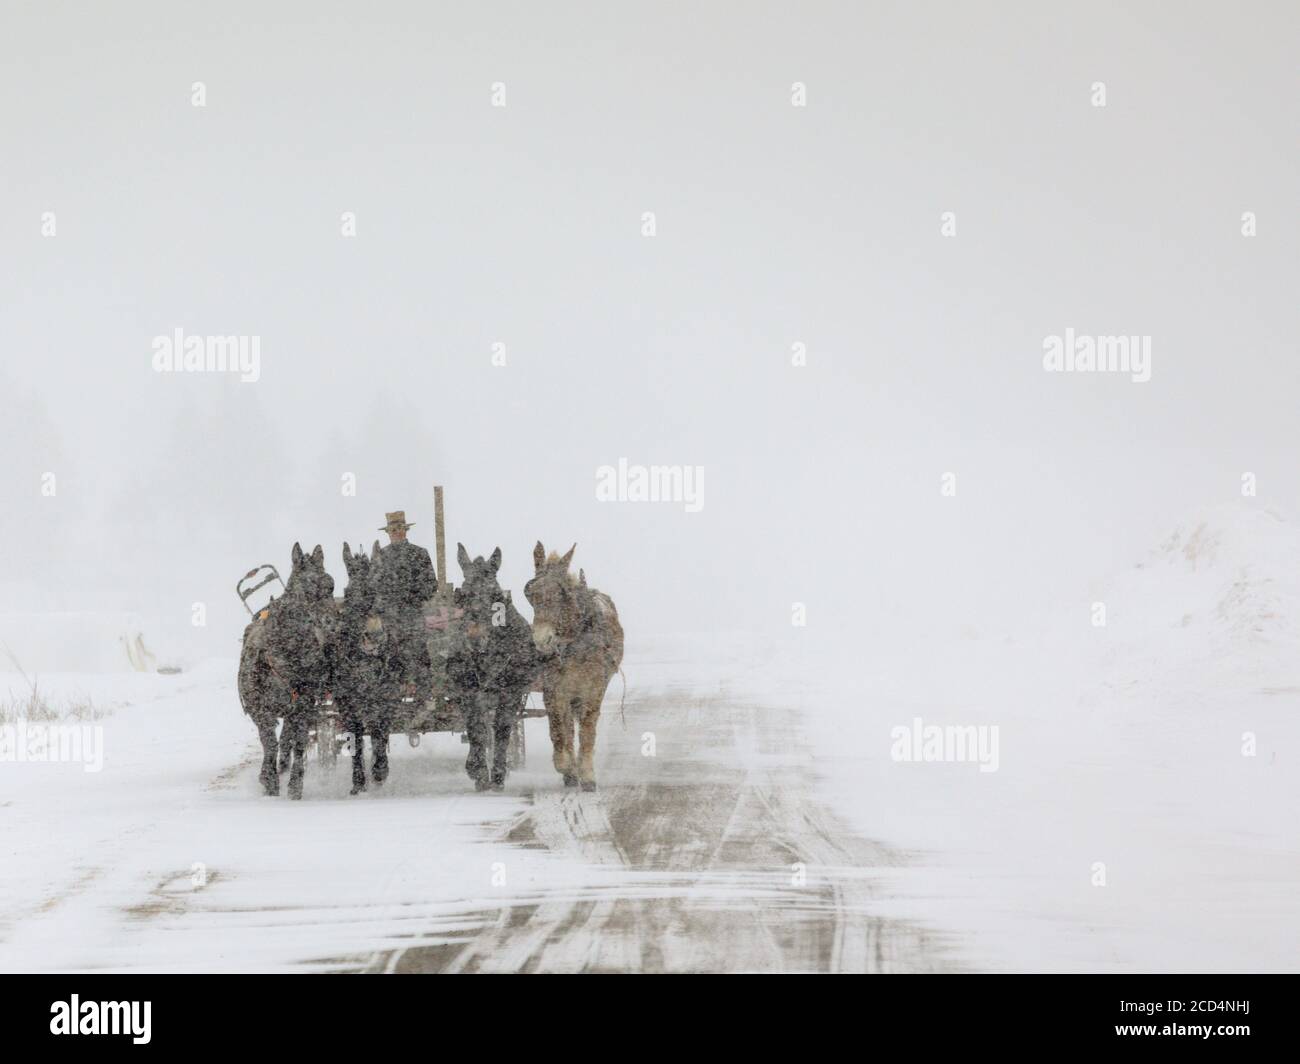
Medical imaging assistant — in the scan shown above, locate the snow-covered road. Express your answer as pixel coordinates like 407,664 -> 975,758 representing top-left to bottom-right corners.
0,658 -> 953,973
371,691 -> 954,973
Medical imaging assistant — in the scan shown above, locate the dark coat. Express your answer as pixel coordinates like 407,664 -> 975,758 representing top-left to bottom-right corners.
373,540 -> 438,615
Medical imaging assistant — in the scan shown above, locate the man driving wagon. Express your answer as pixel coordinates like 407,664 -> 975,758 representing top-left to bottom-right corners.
372,510 -> 438,701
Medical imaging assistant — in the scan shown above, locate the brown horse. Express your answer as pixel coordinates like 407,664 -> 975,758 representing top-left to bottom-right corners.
525,542 -> 623,791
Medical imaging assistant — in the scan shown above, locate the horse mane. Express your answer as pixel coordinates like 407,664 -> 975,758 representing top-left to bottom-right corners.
544,553 -> 579,586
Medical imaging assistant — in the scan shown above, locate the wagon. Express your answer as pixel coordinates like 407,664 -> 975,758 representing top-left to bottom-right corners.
236,485 -> 544,773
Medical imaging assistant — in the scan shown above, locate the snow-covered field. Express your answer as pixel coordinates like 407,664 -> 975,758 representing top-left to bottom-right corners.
787,504 -> 1300,971
0,663 -> 602,972
2,504 -> 1297,972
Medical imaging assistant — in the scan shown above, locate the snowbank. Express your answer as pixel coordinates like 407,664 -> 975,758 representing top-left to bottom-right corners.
779,502 -> 1300,971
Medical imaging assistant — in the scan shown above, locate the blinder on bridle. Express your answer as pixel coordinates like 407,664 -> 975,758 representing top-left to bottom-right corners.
360,614 -> 386,656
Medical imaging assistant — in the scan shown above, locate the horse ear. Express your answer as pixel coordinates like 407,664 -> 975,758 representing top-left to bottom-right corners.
292,542 -> 304,566
533,541 -> 546,572
311,544 -> 324,565
457,542 -> 471,572
371,540 -> 381,563
489,547 -> 502,574
560,543 -> 576,569
342,542 -> 353,565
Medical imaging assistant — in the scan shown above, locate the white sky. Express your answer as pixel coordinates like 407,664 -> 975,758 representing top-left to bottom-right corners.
2,1 -> 1296,657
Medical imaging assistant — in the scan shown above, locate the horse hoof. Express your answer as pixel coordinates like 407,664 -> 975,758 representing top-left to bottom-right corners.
563,774 -> 579,788
581,781 -> 597,793
350,784 -> 366,796
474,779 -> 492,792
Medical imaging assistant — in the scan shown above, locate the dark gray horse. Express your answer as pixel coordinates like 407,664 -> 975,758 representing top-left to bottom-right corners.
334,541 -> 404,794
237,543 -> 336,799
446,544 -> 539,791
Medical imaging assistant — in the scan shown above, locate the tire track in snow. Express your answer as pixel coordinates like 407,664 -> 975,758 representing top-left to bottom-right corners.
377,692 -> 959,973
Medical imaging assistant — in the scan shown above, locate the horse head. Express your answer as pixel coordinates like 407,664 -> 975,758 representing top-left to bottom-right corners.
287,542 -> 335,603
341,541 -> 389,658
268,542 -> 336,693
524,541 -> 583,657
342,541 -> 377,609
455,543 -> 506,637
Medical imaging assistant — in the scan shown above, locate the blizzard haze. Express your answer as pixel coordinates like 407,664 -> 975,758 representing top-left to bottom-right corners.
2,2 -> 1297,655
2,1 -> 1300,978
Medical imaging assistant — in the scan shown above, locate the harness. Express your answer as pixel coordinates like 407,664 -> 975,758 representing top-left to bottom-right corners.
532,579 -> 628,728
261,651 -> 302,703
257,598 -> 333,703
554,589 -> 615,663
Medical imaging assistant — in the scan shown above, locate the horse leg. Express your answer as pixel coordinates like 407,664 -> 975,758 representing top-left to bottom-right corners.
371,707 -> 389,785
565,698 -> 581,786
577,701 -> 600,792
256,718 -> 280,796
465,694 -> 491,790
277,716 -> 292,775
490,691 -> 514,790
287,714 -> 308,800
346,708 -> 366,795
546,691 -> 576,786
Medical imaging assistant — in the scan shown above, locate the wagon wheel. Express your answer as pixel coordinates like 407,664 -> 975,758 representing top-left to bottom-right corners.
316,715 -> 338,768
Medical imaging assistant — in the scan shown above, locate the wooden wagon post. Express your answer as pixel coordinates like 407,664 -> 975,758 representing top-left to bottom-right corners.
417,483 -> 455,733
433,484 -> 447,589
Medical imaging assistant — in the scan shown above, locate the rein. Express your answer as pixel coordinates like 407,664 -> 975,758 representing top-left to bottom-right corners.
261,651 -> 301,702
